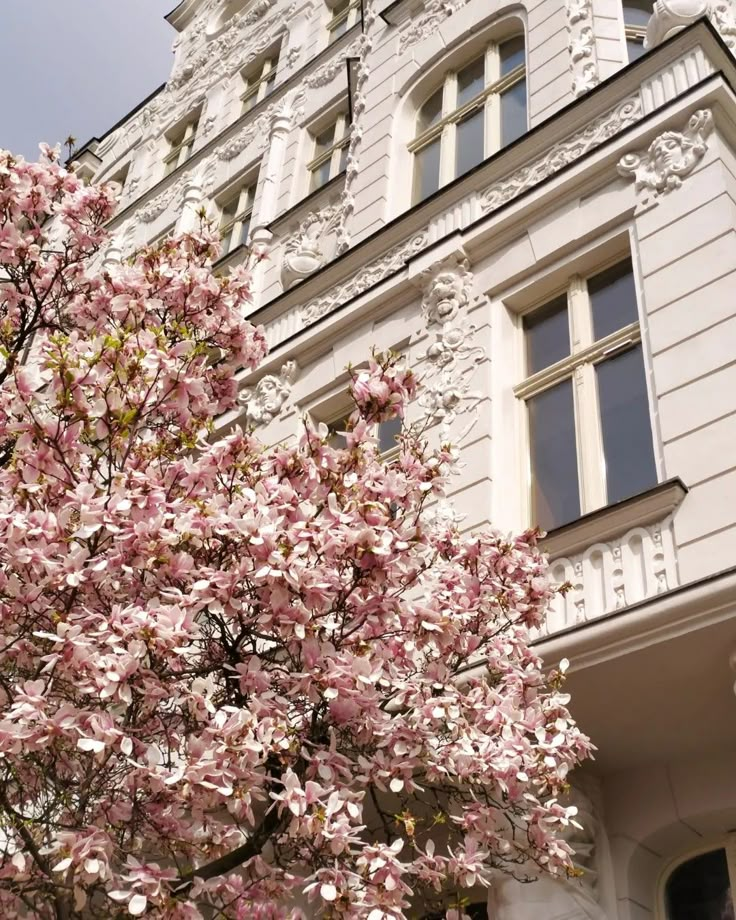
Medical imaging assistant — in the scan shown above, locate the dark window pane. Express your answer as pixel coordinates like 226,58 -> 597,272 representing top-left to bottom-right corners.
665,849 -> 734,920
501,77 -> 527,146
418,88 -> 443,132
589,260 -> 638,340
457,56 -> 485,108
455,109 -> 485,177
528,379 -> 580,531
338,143 -> 349,173
265,72 -> 276,96
500,36 -> 526,75
239,216 -> 251,247
413,137 -> 441,202
524,296 -> 570,374
328,415 -> 350,449
311,160 -> 332,191
596,344 -> 657,505
627,38 -> 647,61
314,125 -> 336,158
623,0 -> 653,28
378,416 -> 402,453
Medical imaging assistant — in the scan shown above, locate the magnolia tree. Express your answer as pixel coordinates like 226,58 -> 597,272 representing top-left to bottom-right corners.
0,146 -> 591,920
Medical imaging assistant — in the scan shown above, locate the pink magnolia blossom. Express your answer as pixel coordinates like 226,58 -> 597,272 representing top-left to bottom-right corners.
0,148 -> 592,919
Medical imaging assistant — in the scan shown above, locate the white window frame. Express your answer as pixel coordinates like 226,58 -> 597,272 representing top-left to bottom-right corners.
514,257 -> 649,527
218,178 -> 258,256
622,0 -> 653,61
409,37 -> 526,201
326,0 -> 361,44
307,113 -> 350,192
657,836 -> 736,919
241,49 -> 280,113
163,117 -> 199,176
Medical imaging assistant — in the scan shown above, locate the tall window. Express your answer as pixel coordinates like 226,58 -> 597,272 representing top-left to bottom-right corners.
515,259 -> 657,532
218,178 -> 257,256
623,0 -> 653,61
326,0 -> 361,43
163,116 -> 199,176
664,848 -> 735,919
411,35 -> 527,203
241,49 -> 280,114
307,115 -> 349,192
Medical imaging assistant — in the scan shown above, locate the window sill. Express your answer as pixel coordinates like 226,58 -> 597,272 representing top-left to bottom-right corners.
268,171 -> 346,233
540,478 -> 688,560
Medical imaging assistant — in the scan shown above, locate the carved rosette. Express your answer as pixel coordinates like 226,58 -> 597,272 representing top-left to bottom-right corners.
566,0 -> 599,97
617,108 -> 713,203
415,256 -> 485,435
481,97 -> 642,213
238,361 -> 299,428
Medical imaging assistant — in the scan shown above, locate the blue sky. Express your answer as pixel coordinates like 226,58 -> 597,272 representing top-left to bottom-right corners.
0,0 -> 175,160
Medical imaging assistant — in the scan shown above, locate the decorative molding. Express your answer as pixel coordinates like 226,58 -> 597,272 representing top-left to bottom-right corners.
542,515 -> 679,638
238,360 -> 299,427
305,38 -> 362,88
709,0 -> 736,49
645,0 -> 709,47
300,231 -> 429,326
139,177 -> 187,223
216,88 -> 305,161
566,0 -> 599,97
617,108 -> 713,204
398,0 -> 471,54
281,204 -> 343,290
480,96 -> 643,213
334,1 -> 377,254
415,255 -> 485,435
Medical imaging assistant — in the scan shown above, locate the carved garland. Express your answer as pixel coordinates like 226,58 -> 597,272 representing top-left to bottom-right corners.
300,232 -> 429,325
415,255 -> 485,435
565,0 -> 600,97
480,96 -> 643,212
398,0 -> 471,54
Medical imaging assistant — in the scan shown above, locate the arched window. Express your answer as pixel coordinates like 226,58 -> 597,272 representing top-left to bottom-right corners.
664,848 -> 735,919
410,34 -> 527,204
623,0 -> 654,61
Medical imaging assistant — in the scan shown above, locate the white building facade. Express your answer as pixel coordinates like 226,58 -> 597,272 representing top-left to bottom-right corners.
74,0 -> 736,915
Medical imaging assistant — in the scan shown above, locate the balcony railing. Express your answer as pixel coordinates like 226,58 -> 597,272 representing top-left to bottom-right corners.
540,512 -> 680,638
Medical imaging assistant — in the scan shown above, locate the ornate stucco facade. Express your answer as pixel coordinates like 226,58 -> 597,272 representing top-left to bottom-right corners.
75,0 -> 736,915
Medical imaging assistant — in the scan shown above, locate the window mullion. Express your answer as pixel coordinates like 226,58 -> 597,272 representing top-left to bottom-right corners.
569,277 -> 607,512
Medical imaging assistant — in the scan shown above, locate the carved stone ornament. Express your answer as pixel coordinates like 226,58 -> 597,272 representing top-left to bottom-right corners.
711,0 -> 736,48
216,88 -> 305,162
399,0 -> 471,54
481,96 -> 642,213
566,0 -> 599,97
420,256 -> 473,326
238,361 -> 298,428
300,232 -> 429,326
415,256 -> 485,435
617,108 -> 713,202
281,204 -> 342,290
645,0 -> 708,46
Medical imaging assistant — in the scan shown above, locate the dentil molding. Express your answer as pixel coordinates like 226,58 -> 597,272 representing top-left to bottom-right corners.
617,108 -> 713,204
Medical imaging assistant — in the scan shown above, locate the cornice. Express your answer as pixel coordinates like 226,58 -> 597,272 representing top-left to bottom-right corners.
247,20 -> 735,334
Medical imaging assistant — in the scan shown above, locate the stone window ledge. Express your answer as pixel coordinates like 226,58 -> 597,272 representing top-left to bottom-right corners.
540,478 -> 688,560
